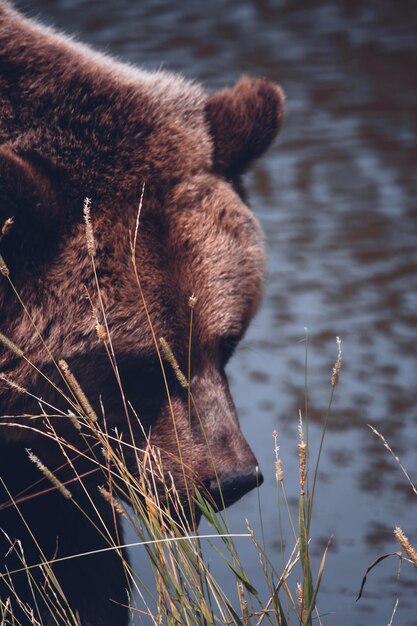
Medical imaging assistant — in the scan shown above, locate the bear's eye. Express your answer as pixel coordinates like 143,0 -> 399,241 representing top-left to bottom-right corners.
219,334 -> 241,366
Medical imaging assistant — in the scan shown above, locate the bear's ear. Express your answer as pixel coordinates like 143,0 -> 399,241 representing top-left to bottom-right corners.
205,76 -> 285,176
0,146 -> 60,270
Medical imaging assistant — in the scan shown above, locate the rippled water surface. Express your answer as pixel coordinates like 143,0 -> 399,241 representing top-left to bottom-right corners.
15,0 -> 417,623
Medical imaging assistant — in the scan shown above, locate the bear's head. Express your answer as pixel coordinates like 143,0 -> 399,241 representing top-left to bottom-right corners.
0,7 -> 287,622
0,7 -> 284,526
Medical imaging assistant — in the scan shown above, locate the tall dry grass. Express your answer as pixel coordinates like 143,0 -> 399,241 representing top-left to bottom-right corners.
0,203 -> 345,625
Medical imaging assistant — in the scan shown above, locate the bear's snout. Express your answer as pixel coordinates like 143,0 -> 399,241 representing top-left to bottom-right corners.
184,368 -> 263,510
205,467 -> 264,510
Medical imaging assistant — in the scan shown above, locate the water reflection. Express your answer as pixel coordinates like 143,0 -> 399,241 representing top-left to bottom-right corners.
14,0 -> 417,623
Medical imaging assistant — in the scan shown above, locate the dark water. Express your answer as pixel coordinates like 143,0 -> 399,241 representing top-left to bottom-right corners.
14,0 -> 417,623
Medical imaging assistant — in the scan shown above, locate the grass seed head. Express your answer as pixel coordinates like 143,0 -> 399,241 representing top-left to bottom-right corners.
272,429 -> 284,482
98,485 -> 126,517
394,527 -> 417,567
0,332 -> 24,358
83,197 -> 96,257
296,582 -> 303,608
331,336 -> 342,386
27,449 -> 72,499
95,322 -> 107,342
59,358 -> 98,423
1,217 -> 14,237
298,411 -> 307,495
159,337 -> 188,389
0,254 -> 10,277
189,293 -> 197,309
0,373 -> 27,394
67,410 -> 82,431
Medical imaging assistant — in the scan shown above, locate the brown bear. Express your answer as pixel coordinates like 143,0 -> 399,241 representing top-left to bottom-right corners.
0,2 -> 284,624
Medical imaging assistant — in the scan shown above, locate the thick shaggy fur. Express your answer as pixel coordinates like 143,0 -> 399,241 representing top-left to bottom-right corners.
0,2 -> 284,624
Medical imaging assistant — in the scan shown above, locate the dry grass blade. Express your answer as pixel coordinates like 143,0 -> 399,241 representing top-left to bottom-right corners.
368,424 -> 417,496
388,598 -> 399,626
356,552 -> 402,601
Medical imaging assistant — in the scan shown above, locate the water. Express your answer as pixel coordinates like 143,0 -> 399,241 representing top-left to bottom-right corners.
13,0 -> 417,623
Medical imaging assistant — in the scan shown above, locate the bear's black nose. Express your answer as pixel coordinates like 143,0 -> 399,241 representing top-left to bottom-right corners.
206,467 -> 264,510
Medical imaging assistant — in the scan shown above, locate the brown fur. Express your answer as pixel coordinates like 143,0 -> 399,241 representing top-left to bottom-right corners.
0,2 -> 284,624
